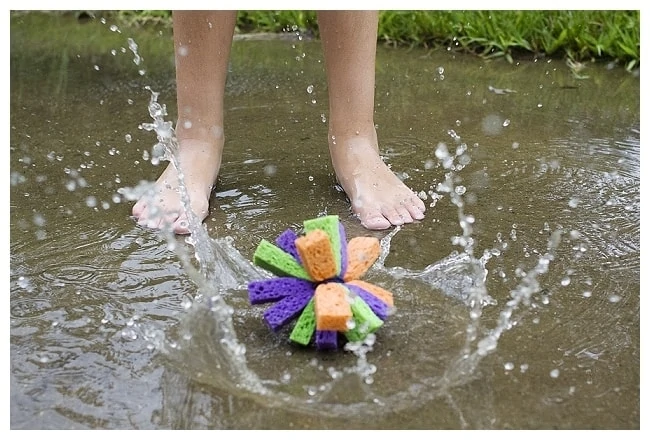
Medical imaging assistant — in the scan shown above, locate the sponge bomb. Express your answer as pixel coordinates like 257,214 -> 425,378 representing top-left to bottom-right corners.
247,215 -> 393,350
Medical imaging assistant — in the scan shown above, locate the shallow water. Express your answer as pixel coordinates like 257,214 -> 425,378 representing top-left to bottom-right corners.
10,12 -> 640,429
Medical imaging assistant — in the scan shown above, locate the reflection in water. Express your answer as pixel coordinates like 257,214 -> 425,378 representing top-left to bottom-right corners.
10,13 -> 639,429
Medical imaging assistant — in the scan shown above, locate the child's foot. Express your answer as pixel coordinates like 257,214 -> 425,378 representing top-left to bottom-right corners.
132,138 -> 222,234
329,132 -> 426,230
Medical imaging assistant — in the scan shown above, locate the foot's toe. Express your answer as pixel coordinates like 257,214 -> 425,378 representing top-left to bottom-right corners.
145,216 -> 163,230
132,200 -> 146,219
397,195 -> 425,222
360,210 -> 392,230
172,215 -> 191,235
382,207 -> 406,227
393,206 -> 415,224
407,197 -> 426,220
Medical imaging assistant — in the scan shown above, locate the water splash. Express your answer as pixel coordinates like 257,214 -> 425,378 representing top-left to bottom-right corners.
125,69 -> 561,419
373,133 -> 564,381
127,37 -> 146,76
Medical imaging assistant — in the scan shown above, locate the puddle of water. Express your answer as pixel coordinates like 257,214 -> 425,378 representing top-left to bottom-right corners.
10,13 -> 640,429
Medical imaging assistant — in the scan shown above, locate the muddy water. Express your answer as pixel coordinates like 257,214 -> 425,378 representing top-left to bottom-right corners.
10,12 -> 640,429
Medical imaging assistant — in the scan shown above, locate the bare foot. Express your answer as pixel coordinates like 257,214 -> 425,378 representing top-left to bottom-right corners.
132,138 -> 222,234
329,131 -> 426,230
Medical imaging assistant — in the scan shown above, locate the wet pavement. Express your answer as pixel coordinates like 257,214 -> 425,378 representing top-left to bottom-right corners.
10,12 -> 640,429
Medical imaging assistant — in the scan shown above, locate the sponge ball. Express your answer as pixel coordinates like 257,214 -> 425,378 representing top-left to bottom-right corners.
247,215 -> 393,350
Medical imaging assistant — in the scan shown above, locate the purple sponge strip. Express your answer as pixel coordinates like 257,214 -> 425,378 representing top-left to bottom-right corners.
316,330 -> 338,350
275,229 -> 301,263
338,221 -> 348,278
263,287 -> 314,331
345,283 -> 389,320
248,277 -> 314,305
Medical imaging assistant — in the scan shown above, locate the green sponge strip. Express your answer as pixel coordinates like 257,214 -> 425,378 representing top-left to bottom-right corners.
303,215 -> 342,276
253,239 -> 311,280
290,298 -> 316,345
345,296 -> 384,342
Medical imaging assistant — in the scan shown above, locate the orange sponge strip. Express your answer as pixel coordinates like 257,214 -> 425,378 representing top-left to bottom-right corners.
345,279 -> 394,307
343,236 -> 380,282
295,229 -> 337,282
314,283 -> 352,331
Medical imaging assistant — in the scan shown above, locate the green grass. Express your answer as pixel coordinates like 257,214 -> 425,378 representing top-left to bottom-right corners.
31,10 -> 642,71
379,11 -> 639,64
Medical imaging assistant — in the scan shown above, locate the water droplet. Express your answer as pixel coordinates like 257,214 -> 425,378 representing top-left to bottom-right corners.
10,172 -> 26,186
561,277 -> 571,286
608,294 -> 621,303
127,37 -> 143,66
481,114 -> 504,136
306,84 -> 314,94
263,164 -> 277,176
125,134 -> 132,143
435,142 -> 449,159
33,213 -> 46,227
17,276 -> 32,290
550,368 -> 560,378
477,335 -> 498,355
151,143 -> 166,162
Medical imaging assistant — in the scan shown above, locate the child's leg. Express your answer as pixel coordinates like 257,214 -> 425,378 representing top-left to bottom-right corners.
132,11 -> 237,234
317,11 -> 426,230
